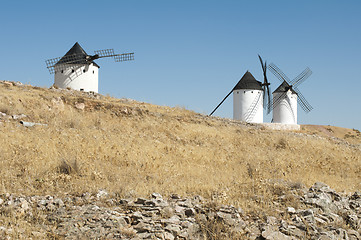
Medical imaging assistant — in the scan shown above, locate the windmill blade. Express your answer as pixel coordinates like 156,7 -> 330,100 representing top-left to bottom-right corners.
46,65 -> 56,74
46,56 -> 65,74
265,85 -> 272,114
53,63 -> 85,73
46,54 -> 87,74
45,56 -> 62,69
263,69 -> 272,114
50,61 -> 87,74
258,55 -> 271,114
94,49 -> 115,57
268,63 -> 290,83
264,61 -> 267,81
291,67 -> 312,88
259,55 -> 266,104
258,55 -> 266,72
47,64 -> 85,74
262,85 -> 272,114
94,49 -> 134,62
258,55 -> 269,85
45,54 -> 85,66
293,86 -> 313,113
56,53 -> 86,65
114,53 -> 134,62
209,89 -> 233,116
262,86 -> 267,109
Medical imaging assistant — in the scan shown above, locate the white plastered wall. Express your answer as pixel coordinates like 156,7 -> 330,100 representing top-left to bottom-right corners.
272,91 -> 298,124
233,89 -> 263,123
54,63 -> 99,93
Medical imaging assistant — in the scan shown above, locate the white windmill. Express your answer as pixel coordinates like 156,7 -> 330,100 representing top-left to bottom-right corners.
45,42 -> 134,93
210,55 -> 271,123
233,71 -> 264,123
268,63 -> 313,124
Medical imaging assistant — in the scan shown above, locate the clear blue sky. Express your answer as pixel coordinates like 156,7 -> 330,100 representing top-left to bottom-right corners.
1,0 -> 360,130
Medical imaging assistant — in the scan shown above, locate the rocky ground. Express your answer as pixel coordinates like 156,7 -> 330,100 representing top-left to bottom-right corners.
0,182 -> 360,239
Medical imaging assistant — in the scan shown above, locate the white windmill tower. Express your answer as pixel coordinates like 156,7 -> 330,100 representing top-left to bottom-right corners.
210,55 -> 271,123
45,42 -> 134,93
272,81 -> 298,124
268,63 -> 313,124
233,71 -> 264,123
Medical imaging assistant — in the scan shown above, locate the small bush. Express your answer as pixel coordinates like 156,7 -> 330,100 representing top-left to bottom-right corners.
275,138 -> 288,149
198,217 -> 231,240
57,159 -> 80,175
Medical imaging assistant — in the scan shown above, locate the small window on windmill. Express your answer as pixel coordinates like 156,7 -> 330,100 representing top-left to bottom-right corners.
244,91 -> 246,93
93,70 -> 95,74
251,91 -> 254,93
72,69 -> 75,73
83,69 -> 86,73
80,89 -> 84,91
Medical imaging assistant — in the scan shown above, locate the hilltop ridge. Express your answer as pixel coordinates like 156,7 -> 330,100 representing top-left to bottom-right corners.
0,80 -> 360,197
0,80 -> 360,238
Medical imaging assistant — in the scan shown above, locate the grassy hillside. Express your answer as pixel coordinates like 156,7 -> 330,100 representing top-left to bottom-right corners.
0,80 -> 360,213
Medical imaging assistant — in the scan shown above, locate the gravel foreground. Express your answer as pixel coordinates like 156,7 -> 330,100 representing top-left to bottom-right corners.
0,182 -> 360,240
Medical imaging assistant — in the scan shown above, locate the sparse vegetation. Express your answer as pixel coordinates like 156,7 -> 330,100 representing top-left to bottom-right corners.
198,216 -> 240,240
353,128 -> 360,135
0,81 -> 360,224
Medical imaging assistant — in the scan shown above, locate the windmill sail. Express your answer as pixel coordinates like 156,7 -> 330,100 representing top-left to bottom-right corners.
46,43 -> 134,74
258,55 -> 271,114
268,63 -> 313,113
268,62 -> 313,124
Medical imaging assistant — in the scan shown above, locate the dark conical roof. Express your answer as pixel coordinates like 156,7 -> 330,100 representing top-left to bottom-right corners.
273,81 -> 297,94
56,42 -> 99,67
233,71 -> 263,90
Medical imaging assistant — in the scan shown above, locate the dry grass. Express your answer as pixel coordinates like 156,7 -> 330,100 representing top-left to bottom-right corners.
0,81 -> 360,216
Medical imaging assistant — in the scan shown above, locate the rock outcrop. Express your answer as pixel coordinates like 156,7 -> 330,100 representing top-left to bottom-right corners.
0,182 -> 360,239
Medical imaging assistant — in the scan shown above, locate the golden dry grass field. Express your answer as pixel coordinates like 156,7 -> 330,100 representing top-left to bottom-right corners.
0,80 -> 360,213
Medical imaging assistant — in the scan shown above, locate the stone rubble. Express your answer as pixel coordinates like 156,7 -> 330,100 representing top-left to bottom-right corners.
48,85 -> 103,99
0,80 -> 23,87
0,182 -> 360,239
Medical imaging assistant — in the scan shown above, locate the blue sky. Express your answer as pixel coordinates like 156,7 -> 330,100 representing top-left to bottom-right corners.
0,1 -> 360,130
